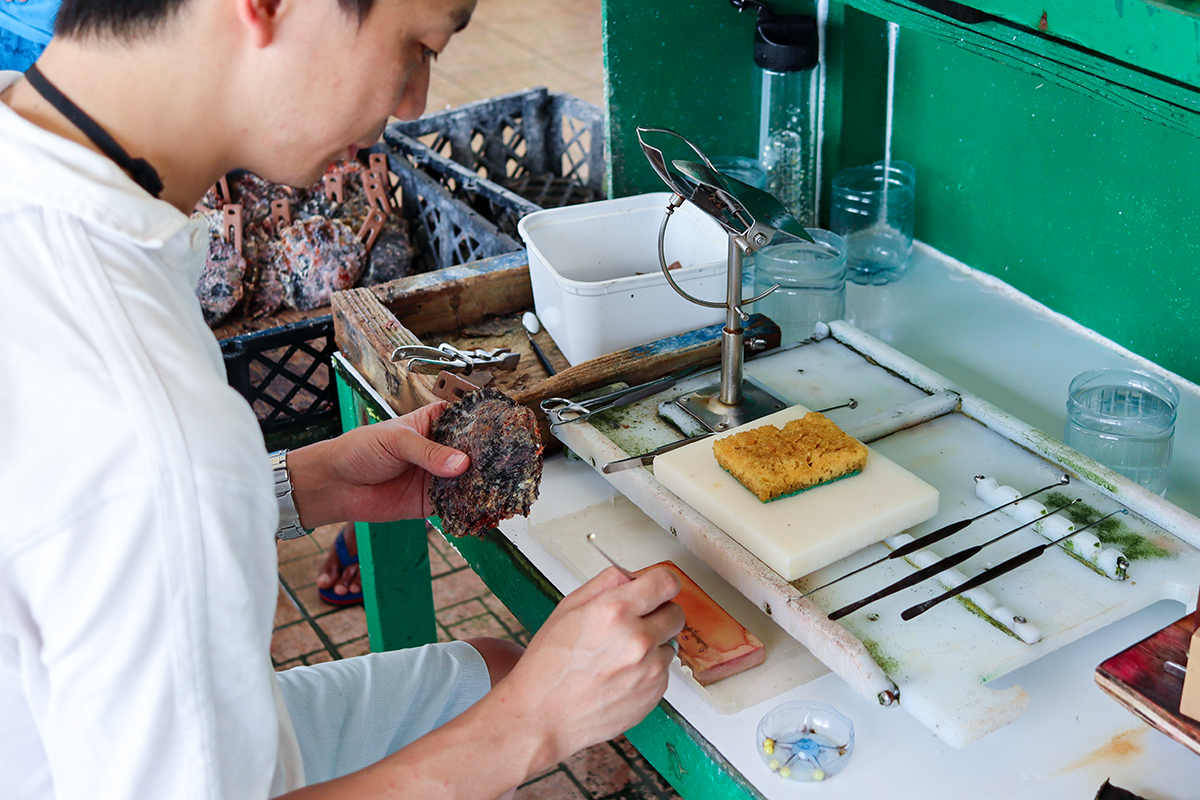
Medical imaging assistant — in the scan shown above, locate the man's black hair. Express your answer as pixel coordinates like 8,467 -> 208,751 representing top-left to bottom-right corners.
55,0 -> 378,38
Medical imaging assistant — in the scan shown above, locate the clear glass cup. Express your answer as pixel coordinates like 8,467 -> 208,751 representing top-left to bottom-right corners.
752,229 -> 846,346
759,65 -> 819,227
1064,368 -> 1179,496
830,160 -> 915,286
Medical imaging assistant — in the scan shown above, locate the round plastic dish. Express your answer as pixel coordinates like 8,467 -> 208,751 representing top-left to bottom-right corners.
756,700 -> 854,782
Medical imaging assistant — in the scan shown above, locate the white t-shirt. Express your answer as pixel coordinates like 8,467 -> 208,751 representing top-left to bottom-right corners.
0,74 -> 304,798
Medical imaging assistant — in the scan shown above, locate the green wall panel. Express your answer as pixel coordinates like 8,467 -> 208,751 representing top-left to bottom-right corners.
603,1 -> 1200,385
883,30 -> 1200,383
604,0 -> 816,197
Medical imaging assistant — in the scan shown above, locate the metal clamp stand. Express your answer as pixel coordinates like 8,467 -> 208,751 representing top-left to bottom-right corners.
637,127 -> 813,432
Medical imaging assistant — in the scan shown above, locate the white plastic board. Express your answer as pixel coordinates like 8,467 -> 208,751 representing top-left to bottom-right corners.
654,404 -> 940,581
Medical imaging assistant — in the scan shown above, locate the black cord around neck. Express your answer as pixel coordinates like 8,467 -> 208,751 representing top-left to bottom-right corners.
25,64 -> 164,198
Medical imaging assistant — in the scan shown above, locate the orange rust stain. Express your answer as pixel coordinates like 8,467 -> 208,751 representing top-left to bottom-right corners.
1038,11 -> 1048,32
1061,728 -> 1145,774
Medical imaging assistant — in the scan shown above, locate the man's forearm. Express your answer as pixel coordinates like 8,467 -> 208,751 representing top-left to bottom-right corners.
281,682 -> 554,800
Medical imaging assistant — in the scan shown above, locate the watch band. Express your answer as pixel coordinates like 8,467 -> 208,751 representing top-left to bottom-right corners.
270,450 -> 312,541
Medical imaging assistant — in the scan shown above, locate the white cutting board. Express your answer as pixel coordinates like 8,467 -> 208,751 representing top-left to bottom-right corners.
654,404 -> 940,581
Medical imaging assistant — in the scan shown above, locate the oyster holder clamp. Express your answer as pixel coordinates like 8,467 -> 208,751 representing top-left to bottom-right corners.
637,127 -> 818,432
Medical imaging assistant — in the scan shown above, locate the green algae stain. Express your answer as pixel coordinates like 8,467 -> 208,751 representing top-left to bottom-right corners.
957,596 -> 1023,642
859,637 -> 900,675
1044,491 -> 1171,561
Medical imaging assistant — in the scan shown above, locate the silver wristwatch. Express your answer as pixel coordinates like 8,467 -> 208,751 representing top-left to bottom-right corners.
270,450 -> 311,540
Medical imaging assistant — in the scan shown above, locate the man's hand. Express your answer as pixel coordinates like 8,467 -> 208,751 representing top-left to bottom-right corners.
285,402 -> 469,529
491,565 -> 686,767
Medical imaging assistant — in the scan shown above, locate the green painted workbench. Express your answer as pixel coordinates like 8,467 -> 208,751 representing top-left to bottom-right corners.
332,353 -> 761,800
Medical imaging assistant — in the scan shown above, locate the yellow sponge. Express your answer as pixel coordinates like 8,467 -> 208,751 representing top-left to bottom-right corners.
712,412 -> 868,502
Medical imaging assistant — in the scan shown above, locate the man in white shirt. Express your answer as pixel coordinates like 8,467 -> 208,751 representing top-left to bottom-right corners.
0,1 -> 685,798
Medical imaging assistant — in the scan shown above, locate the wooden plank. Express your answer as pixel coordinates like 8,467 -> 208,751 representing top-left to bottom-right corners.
1095,609 -> 1200,756
332,286 -> 439,415
369,250 -> 533,337
508,316 -> 781,407
333,253 -> 783,448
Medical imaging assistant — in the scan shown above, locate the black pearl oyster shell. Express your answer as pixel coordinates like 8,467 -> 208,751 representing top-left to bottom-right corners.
430,387 -> 543,538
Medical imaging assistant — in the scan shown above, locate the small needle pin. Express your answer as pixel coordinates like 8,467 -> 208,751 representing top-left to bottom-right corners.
586,533 -> 635,580
586,534 -> 679,654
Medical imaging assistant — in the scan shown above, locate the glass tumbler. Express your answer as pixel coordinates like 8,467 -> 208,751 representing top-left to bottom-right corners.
752,229 -> 847,346
1064,368 -> 1179,496
830,160 -> 915,285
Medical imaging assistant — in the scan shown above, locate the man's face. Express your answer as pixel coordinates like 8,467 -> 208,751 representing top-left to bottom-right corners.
257,0 -> 475,186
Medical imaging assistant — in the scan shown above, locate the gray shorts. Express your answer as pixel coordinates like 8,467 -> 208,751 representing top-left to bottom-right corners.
276,640 -> 491,784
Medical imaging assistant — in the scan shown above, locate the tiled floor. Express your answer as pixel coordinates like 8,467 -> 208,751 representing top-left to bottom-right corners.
274,523 -> 683,799
426,0 -> 605,112
271,2 -> 684,797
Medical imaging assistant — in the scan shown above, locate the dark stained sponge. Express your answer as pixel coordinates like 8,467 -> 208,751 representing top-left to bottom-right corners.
430,388 -> 543,538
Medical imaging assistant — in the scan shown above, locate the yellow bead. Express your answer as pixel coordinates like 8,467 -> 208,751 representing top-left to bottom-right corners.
768,759 -> 781,771
779,767 -> 791,778
762,739 -> 774,755
813,769 -> 826,781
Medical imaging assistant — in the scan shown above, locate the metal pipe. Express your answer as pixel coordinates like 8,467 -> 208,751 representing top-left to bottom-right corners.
720,234 -> 745,405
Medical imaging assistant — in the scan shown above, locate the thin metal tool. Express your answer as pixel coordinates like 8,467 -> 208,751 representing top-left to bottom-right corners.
900,507 -> 1128,621
586,534 -> 679,654
1165,661 -> 1188,679
800,474 -> 1070,599
391,343 -> 520,375
541,366 -> 699,428
827,500 -> 1081,621
586,533 -> 635,580
601,399 -> 858,474
522,311 -> 557,376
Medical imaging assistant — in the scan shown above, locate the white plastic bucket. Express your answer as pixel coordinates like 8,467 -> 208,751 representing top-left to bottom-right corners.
517,193 -> 728,365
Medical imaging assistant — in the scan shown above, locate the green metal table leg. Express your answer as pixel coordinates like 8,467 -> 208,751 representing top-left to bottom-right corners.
335,368 -> 437,652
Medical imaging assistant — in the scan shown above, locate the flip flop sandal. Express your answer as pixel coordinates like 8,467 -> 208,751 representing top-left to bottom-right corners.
318,528 -> 364,607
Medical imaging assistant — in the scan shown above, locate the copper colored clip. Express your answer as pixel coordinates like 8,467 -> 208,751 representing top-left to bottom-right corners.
357,209 -> 386,254
323,171 -> 344,204
216,175 -> 232,205
223,203 -> 244,255
368,152 -> 388,175
270,198 -> 291,232
362,169 -> 393,215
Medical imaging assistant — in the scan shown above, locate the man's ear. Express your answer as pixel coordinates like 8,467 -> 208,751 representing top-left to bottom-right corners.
234,0 -> 285,48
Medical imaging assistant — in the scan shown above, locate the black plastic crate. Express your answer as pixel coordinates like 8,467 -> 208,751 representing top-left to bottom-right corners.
375,144 -> 523,272
221,315 -> 339,450
383,87 -> 605,235
219,143 -> 523,447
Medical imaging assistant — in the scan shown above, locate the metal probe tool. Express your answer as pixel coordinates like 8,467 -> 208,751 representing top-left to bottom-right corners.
586,533 -> 635,579
827,500 -> 1081,621
800,474 -> 1071,599
586,534 -> 679,653
900,507 -> 1128,621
